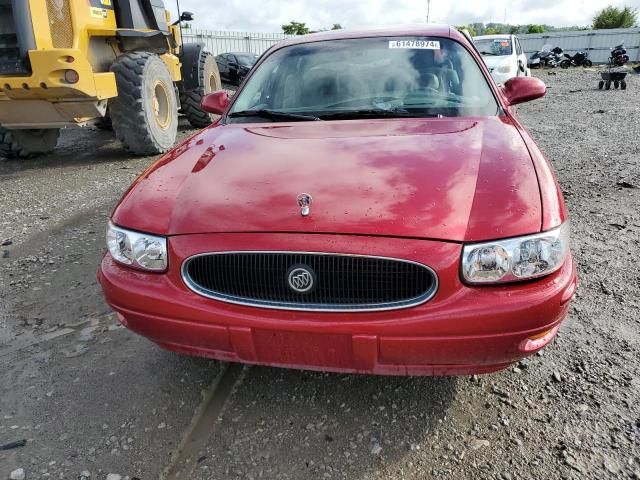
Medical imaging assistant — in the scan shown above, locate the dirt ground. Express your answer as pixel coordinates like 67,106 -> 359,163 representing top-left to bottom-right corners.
1,69 -> 639,479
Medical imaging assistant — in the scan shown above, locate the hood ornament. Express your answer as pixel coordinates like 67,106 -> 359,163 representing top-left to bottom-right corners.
297,193 -> 312,217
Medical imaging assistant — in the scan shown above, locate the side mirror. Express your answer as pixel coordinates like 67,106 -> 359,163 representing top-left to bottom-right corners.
201,91 -> 230,115
180,11 -> 194,22
501,76 -> 546,106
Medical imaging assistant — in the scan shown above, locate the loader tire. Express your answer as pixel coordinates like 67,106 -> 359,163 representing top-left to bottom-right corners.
94,113 -> 112,131
109,52 -> 178,155
0,126 -> 59,159
180,51 -> 222,128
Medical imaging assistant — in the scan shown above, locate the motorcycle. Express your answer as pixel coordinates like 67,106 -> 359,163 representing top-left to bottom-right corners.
561,51 -> 592,68
546,47 -> 566,68
528,44 -> 552,68
529,45 -> 564,68
610,42 -> 629,67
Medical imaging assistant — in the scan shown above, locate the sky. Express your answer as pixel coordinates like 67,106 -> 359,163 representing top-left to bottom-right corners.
168,0 -> 640,33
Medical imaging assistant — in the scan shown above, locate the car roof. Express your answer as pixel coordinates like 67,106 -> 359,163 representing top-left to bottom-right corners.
277,24 -> 460,48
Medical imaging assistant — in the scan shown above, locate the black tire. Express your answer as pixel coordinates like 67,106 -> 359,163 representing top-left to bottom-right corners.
598,80 -> 604,89
95,113 -> 112,130
0,126 -> 59,159
560,60 -> 570,69
614,81 -> 619,89
584,60 -> 593,67
180,51 -> 222,128
605,81 -> 611,90
109,52 -> 178,155
621,80 -> 627,90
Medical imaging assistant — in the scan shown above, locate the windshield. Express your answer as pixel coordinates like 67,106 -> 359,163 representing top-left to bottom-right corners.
474,38 -> 513,56
228,36 -> 499,121
235,54 -> 258,66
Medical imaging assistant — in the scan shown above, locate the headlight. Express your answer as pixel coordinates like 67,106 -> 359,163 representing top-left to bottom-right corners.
106,222 -> 167,272
497,62 -> 514,74
462,224 -> 569,284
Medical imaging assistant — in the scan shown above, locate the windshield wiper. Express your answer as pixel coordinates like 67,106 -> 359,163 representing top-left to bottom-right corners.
479,51 -> 497,56
318,109 -> 431,120
228,109 -> 321,121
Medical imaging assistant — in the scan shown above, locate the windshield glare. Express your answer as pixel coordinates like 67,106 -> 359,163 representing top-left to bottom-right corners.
474,38 -> 513,56
228,37 -> 499,120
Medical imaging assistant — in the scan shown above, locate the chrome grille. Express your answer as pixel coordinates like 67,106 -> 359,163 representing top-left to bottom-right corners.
46,0 -> 73,48
182,252 -> 438,312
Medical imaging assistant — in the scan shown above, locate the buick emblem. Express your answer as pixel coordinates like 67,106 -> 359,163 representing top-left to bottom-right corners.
297,193 -> 312,217
287,264 -> 316,293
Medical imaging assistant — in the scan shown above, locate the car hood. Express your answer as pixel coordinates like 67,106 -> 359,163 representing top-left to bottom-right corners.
112,117 -> 541,242
481,55 -> 511,69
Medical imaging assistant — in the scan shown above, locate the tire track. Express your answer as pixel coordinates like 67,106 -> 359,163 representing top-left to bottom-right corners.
161,363 -> 246,480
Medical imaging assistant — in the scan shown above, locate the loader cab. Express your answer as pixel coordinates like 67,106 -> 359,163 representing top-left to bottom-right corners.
114,0 -> 169,31
114,0 -> 175,53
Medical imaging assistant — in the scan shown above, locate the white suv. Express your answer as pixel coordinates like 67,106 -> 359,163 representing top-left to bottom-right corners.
473,34 -> 530,85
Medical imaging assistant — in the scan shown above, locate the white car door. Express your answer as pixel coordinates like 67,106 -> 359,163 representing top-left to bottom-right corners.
514,37 -> 529,76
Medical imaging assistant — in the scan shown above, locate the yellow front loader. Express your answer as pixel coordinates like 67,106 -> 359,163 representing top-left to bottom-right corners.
0,0 -> 221,157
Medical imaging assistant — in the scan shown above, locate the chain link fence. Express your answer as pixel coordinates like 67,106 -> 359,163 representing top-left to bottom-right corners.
182,29 -> 294,56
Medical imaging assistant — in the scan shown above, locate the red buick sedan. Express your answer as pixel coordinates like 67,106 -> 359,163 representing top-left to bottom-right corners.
98,25 -> 577,375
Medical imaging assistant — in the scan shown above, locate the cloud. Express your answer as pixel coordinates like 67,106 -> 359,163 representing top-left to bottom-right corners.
168,0 -> 640,32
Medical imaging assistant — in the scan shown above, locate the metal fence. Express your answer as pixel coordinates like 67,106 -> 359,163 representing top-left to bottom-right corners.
517,28 -> 640,64
182,29 -> 294,56
182,27 -> 640,64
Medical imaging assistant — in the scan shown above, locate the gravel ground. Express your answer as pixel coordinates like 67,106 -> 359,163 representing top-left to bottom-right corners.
0,69 -> 639,479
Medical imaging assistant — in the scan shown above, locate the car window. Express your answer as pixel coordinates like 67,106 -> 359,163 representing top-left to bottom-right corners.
474,38 -> 513,56
229,36 -> 499,120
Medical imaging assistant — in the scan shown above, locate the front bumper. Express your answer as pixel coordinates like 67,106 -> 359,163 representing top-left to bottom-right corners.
98,233 -> 577,376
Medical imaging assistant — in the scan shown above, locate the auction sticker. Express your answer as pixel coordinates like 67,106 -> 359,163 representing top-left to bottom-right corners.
389,40 -> 440,49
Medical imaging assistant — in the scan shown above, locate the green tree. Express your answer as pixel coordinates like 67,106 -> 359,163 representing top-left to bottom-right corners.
331,23 -> 343,30
282,21 -> 310,35
527,24 -> 545,33
592,5 -> 638,29
455,24 -> 477,36
483,27 -> 501,35
485,23 -> 510,34
472,22 -> 485,35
